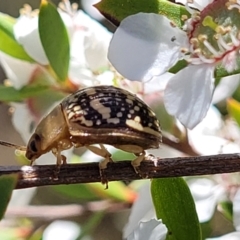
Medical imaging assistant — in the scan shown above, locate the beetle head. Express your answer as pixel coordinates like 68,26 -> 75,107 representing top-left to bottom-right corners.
25,133 -> 42,161
25,104 -> 70,163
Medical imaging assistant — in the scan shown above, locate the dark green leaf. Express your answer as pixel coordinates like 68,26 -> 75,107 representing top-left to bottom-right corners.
151,178 -> 201,240
0,174 -> 18,220
39,1 -> 70,81
0,13 -> 34,62
95,0 -> 190,27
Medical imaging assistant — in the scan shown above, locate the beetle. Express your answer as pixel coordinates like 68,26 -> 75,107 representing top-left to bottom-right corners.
0,85 -> 162,174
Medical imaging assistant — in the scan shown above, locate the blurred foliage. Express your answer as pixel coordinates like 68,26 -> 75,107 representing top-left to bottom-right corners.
0,175 -> 17,220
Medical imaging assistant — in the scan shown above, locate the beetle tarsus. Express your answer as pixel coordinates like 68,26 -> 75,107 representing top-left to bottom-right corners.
100,168 -> 109,189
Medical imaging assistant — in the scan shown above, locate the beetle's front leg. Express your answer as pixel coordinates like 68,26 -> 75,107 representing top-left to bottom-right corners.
51,148 -> 67,179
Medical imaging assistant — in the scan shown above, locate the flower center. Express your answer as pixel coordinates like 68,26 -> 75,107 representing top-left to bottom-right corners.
186,0 -> 240,70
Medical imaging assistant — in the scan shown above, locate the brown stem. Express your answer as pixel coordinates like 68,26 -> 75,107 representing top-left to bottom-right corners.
1,153 -> 240,189
162,135 -> 199,156
5,201 -> 130,220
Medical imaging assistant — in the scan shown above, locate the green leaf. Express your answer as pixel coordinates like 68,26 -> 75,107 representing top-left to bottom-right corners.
39,0 -> 70,81
52,181 -> 136,202
227,98 -> 240,126
52,184 -> 99,201
0,13 -> 15,37
0,85 -> 50,102
0,13 -> 34,62
151,178 -> 201,240
219,201 -> 233,221
95,0 -> 190,27
88,182 -> 137,202
77,212 -> 104,240
0,174 -> 18,220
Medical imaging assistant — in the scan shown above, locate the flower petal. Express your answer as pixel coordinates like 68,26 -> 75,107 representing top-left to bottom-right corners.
123,183 -> 155,239
0,52 -> 37,89
188,178 -> 225,222
71,10 -> 112,71
144,72 -> 174,94
81,0 -> 106,21
213,74 -> 240,104
43,220 -> 81,240
108,13 -> 187,81
11,103 -> 36,142
126,219 -> 167,240
164,64 -> 215,129
233,189 -> 240,230
14,15 -> 48,65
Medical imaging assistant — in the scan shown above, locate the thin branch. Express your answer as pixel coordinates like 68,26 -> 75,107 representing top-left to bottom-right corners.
5,201 -> 130,220
162,135 -> 199,156
1,153 -> 240,189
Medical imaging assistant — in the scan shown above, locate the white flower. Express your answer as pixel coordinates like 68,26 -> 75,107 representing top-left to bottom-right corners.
126,219 -> 167,240
187,178 -> 225,222
108,0 -> 240,129
0,52 -> 38,89
123,183 -> 157,238
43,220 -> 81,240
13,4 -> 112,87
14,14 -> 48,65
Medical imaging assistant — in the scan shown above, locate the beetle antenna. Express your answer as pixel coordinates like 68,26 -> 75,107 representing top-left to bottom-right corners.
0,140 -> 27,151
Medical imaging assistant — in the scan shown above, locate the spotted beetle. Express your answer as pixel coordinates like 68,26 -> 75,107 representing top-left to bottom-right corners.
0,85 -> 162,173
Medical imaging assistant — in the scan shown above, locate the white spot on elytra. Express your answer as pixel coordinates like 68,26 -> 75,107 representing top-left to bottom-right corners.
68,103 -> 75,109
68,111 -> 75,119
126,120 -> 160,137
82,119 -> 93,127
90,99 -> 111,118
134,106 -> 140,111
127,94 -> 135,100
73,105 -> 81,112
117,112 -> 123,118
96,120 -> 101,125
126,99 -> 133,105
134,116 -> 141,122
86,88 -> 96,95
102,113 -> 111,119
107,118 -> 120,124
130,109 -> 134,114
128,114 -> 131,118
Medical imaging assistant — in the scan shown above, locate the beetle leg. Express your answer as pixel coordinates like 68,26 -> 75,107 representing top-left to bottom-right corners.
86,144 -> 113,169
30,157 -> 36,166
86,144 -> 112,188
132,151 -> 146,175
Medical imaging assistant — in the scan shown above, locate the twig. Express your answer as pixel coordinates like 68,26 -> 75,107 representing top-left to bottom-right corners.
1,153 -> 240,189
5,201 -> 130,220
162,135 -> 199,156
